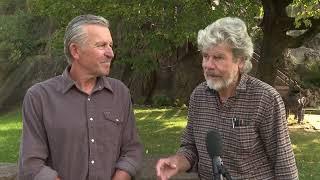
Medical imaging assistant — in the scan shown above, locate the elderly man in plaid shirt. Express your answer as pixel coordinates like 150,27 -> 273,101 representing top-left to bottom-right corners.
156,17 -> 298,180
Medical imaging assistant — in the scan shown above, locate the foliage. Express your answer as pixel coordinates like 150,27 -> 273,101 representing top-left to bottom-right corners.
27,0 -> 261,77
256,0 -> 320,85
0,12 -> 49,65
0,1 -> 57,109
152,95 -> 173,107
291,0 -> 320,27
300,61 -> 320,87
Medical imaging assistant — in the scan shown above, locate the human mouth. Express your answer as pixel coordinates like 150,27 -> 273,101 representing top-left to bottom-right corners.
205,72 -> 219,78
101,60 -> 111,64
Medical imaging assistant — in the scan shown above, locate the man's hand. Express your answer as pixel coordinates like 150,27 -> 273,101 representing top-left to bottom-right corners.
56,177 -> 61,180
156,157 -> 179,180
112,169 -> 131,180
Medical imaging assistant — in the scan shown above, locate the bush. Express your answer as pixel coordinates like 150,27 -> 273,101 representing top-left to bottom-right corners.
152,95 -> 173,107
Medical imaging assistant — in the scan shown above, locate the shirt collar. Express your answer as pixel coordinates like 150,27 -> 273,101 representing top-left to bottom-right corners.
236,73 -> 248,92
61,66 -> 114,94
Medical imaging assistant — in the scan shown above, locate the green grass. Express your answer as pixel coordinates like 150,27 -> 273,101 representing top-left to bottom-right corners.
135,106 -> 187,155
0,107 -> 320,179
0,110 -> 22,162
291,129 -> 320,180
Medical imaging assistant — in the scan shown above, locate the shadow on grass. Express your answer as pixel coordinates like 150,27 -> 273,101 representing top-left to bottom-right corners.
305,109 -> 320,115
290,129 -> 320,180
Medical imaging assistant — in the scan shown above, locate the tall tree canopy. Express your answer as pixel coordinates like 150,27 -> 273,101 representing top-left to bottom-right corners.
0,0 -> 319,108
28,0 -> 260,75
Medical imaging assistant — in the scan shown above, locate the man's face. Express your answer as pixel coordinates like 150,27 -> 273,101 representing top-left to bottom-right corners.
202,43 -> 243,91
71,24 -> 114,77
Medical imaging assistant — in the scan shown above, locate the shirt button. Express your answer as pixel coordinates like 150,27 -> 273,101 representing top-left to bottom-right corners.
89,117 -> 93,121
116,118 -> 119,122
88,97 -> 91,101
91,139 -> 95,143
91,160 -> 95,164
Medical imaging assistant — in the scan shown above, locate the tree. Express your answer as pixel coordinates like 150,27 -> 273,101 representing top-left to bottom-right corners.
28,0 -> 261,104
0,0 -> 60,110
257,0 -> 320,85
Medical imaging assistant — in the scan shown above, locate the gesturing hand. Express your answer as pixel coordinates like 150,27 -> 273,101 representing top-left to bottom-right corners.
156,157 -> 179,180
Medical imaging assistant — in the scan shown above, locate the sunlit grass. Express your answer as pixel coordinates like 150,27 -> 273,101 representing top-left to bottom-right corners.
288,115 -> 320,179
135,106 -> 187,155
0,107 -> 320,179
0,111 -> 22,163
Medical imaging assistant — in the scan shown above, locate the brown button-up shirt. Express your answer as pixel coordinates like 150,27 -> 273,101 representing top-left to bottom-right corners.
178,74 -> 298,180
18,67 -> 143,180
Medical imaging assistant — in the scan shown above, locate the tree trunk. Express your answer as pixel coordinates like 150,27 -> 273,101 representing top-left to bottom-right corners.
257,0 -> 292,85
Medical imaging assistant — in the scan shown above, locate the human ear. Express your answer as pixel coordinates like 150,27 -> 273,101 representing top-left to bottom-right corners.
69,43 -> 80,60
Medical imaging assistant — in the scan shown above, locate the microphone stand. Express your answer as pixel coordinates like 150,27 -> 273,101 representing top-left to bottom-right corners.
212,163 -> 222,180
212,157 -> 233,180
219,164 -> 232,180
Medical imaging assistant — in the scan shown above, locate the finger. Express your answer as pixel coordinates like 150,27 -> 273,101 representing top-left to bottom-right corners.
156,159 -> 170,175
169,162 -> 177,169
156,159 -> 163,176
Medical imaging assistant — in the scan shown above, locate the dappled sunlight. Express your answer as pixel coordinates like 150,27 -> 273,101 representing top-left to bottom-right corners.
134,107 -> 188,155
134,107 -> 174,113
154,123 -> 187,133
312,138 -> 320,143
290,128 -> 320,171
292,144 -> 297,150
305,114 -> 320,121
162,121 -> 186,128
0,121 -> 21,131
155,111 -> 165,120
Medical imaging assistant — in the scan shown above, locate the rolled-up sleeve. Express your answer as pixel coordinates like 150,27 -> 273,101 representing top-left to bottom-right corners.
18,88 -> 57,180
115,95 -> 143,176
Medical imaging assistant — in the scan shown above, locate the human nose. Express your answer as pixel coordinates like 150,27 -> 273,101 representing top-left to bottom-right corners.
202,57 -> 216,69
104,46 -> 114,59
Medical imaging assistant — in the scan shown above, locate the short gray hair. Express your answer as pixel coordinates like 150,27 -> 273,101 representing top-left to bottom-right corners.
64,14 -> 110,64
197,17 -> 253,74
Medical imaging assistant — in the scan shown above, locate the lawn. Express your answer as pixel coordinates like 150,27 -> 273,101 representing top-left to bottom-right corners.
0,107 -> 319,179
0,110 -> 22,162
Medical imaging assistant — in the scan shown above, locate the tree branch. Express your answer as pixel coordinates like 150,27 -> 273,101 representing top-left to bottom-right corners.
286,18 -> 320,48
276,0 -> 292,10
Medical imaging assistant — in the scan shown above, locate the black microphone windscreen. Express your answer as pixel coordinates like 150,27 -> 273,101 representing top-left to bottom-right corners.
206,130 -> 223,158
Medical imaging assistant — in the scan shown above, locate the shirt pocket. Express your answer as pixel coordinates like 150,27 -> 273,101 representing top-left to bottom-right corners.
98,111 -> 123,146
233,125 -> 256,155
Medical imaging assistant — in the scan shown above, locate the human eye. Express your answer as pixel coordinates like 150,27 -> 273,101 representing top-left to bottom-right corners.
202,53 -> 209,59
95,43 -> 104,48
213,55 -> 224,61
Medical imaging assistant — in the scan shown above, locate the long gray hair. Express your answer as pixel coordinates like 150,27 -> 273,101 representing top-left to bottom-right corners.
197,17 -> 253,74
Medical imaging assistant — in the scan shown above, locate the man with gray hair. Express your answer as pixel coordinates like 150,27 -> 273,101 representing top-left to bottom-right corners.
18,14 -> 143,180
156,17 -> 298,179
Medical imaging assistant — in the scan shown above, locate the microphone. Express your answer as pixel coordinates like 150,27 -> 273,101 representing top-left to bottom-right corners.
206,130 -> 232,180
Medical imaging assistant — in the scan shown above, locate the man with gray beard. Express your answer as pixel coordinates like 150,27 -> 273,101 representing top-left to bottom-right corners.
156,17 -> 298,180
